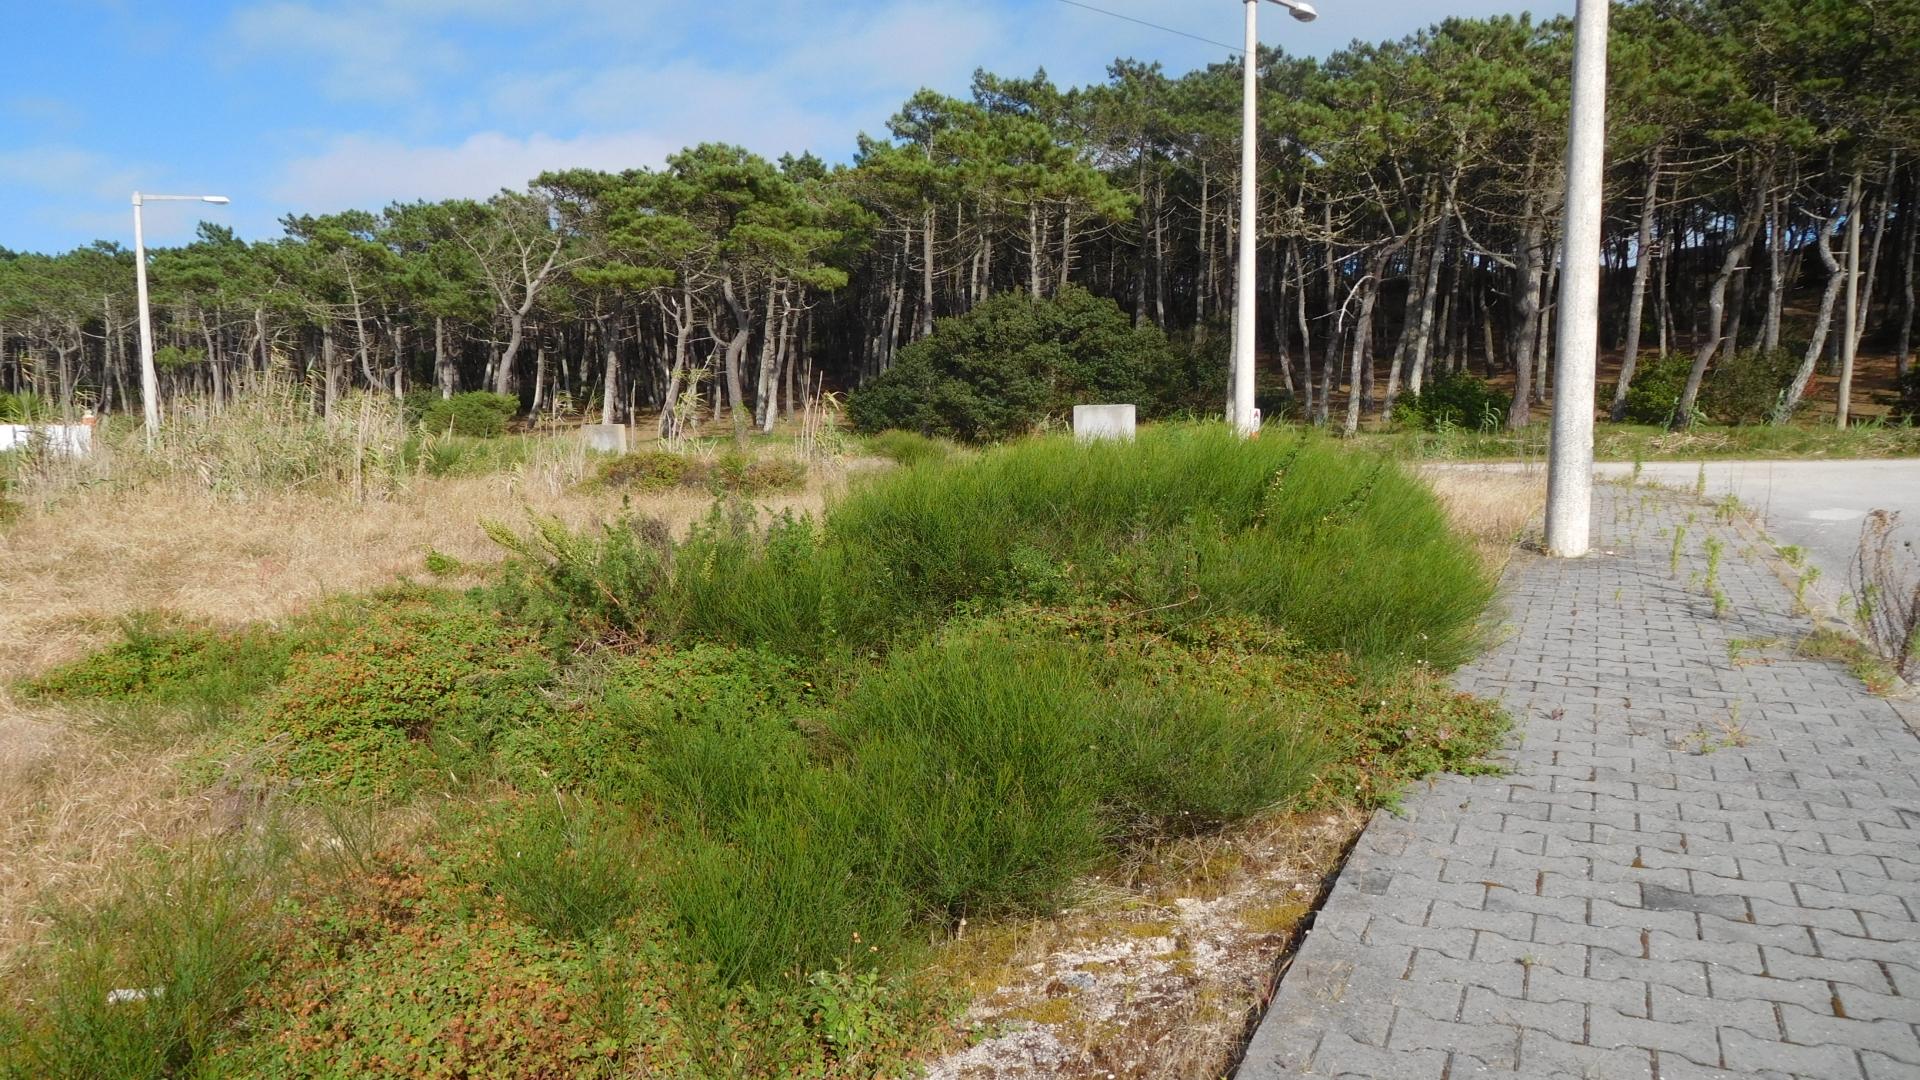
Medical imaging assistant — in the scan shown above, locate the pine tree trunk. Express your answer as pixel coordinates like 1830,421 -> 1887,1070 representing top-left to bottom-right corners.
1610,150 -> 1664,420
322,321 -> 340,417
719,277 -> 751,446
1837,166 -> 1865,427
1292,238 -> 1313,419
436,316 -> 456,399
1508,196 -> 1544,430
1763,185 -> 1786,352
1407,172 -> 1458,399
1779,215 -> 1844,422
1678,178 -> 1767,426
1897,169 -> 1918,378
1027,205 -> 1044,299
599,314 -> 619,425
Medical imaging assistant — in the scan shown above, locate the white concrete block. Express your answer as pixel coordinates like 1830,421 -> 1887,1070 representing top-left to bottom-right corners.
0,423 -> 92,458
1073,404 -> 1136,443
581,423 -> 630,454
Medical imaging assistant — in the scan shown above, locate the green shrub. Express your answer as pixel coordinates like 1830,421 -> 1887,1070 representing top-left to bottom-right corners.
824,430 -> 1471,667
417,391 -> 518,438
623,614 -> 1333,986
710,451 -> 806,495
1702,348 -> 1801,425
487,797 -> 648,941
862,430 -> 957,467
1393,372 -> 1506,432
256,606 -> 553,799
488,512 -> 671,652
847,286 -> 1177,442
596,448 -> 807,496
1618,353 -> 1696,426
597,449 -> 694,490
836,632 -> 1115,919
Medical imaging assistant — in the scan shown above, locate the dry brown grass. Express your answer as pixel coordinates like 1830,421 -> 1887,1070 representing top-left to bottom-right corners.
0,689 -> 214,977
0,462 -> 835,682
1420,465 -> 1546,571
0,452 -> 840,972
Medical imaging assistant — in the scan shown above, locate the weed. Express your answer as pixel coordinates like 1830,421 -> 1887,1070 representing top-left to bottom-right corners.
423,548 -> 462,576
1848,510 -> 1920,679
1776,544 -> 1806,568
489,510 -> 672,652
1675,704 -> 1752,755
1726,637 -> 1783,666
25,612 -> 292,710
1714,492 -> 1744,524
1798,628 -> 1900,694
1694,462 -> 1708,497
1670,524 -> 1688,575
1794,564 -> 1823,615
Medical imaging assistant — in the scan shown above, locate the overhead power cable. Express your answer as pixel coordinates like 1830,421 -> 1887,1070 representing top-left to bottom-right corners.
1047,0 -> 1240,53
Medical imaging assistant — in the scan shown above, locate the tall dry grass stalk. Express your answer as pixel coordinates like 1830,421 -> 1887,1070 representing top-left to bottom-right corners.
4,380 -> 413,512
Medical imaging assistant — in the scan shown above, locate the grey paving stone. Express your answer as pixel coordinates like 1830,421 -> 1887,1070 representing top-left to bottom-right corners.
1235,488 -> 1920,1079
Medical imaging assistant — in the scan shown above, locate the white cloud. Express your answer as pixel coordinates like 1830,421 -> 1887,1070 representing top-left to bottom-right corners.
227,1 -> 469,101
0,146 -> 142,201
268,129 -> 681,212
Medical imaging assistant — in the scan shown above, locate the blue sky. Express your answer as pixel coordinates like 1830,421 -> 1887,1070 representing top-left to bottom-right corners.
1,0 -> 1572,254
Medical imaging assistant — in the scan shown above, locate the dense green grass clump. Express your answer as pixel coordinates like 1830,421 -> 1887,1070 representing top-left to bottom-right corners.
653,426 -> 1491,671
859,429 -> 960,467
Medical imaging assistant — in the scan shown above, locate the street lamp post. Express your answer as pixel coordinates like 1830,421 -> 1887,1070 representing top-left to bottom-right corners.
132,191 -> 230,442
1543,0 -> 1609,557
1232,0 -> 1315,437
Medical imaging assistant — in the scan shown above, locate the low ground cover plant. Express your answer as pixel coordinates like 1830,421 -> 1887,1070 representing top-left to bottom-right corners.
5,423 -> 1506,1077
595,447 -> 808,496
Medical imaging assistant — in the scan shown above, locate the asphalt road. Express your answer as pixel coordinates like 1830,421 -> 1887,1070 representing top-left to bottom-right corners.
1592,459 -> 1919,604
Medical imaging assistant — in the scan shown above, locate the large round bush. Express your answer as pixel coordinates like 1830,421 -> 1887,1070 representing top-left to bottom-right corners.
848,286 -> 1175,442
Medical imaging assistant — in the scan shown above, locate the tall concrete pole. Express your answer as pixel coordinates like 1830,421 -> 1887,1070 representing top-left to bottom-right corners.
1232,0 -> 1260,437
1544,0 -> 1610,558
129,193 -> 230,445
132,193 -> 160,444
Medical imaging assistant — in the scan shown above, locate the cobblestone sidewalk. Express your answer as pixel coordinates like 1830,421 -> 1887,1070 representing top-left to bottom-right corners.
1239,485 -> 1920,1079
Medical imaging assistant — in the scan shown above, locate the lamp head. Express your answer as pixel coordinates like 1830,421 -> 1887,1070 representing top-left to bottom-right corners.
202,196 -> 231,205
1275,0 -> 1317,21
